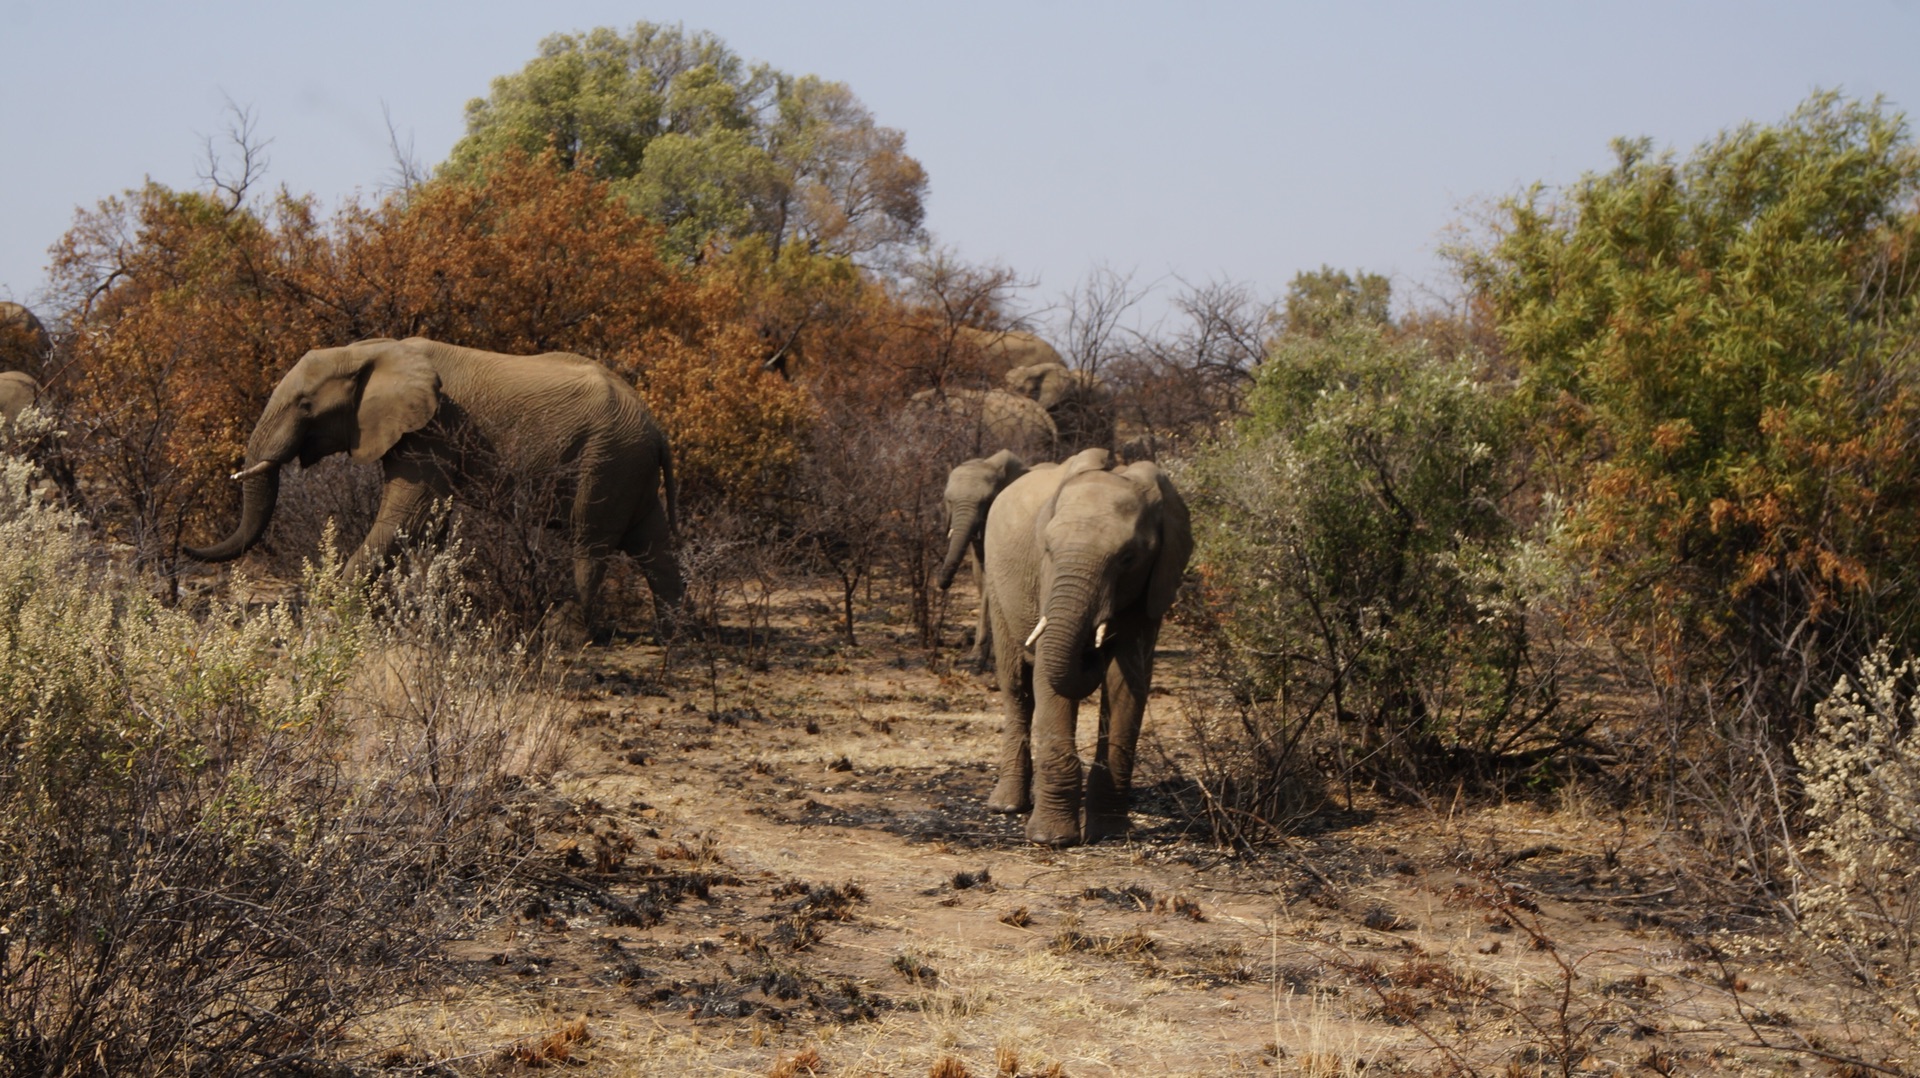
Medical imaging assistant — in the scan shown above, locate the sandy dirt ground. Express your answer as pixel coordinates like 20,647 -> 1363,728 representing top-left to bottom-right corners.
365,582 -> 1893,1077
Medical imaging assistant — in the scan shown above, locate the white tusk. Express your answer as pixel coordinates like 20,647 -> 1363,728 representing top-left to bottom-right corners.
230,460 -> 274,480
1095,622 -> 1108,649
1025,616 -> 1049,647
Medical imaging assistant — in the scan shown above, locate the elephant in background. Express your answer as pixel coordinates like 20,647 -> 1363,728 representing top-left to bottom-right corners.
908,386 -> 1058,461
936,450 -> 1029,672
983,448 -> 1192,846
1004,361 -> 1114,454
0,302 -> 51,382
958,326 -> 1064,379
0,370 -> 40,423
187,337 -> 684,638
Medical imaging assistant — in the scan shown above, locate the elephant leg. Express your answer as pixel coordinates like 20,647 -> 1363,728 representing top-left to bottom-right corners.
350,453 -> 453,578
1026,683 -> 1084,847
1084,627 -> 1158,844
970,541 -> 993,674
986,617 -> 1035,815
620,503 -> 685,637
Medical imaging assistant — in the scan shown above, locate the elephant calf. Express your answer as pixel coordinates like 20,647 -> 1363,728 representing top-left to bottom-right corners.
982,448 -> 1192,846
188,337 -> 684,638
936,449 -> 1029,673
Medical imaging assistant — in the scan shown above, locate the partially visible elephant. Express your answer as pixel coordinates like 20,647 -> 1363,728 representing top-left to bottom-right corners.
187,337 -> 684,637
1004,361 -> 1114,454
936,450 -> 1029,672
0,370 -> 40,423
958,326 -> 1064,379
908,386 -> 1058,460
983,449 -> 1192,846
0,302 -> 51,382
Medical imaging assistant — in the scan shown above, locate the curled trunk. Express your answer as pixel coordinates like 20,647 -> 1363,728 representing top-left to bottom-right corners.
183,466 -> 281,562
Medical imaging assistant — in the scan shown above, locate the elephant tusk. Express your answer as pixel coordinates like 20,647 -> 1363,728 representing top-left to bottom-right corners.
230,460 -> 275,481
1095,622 -> 1108,649
1025,616 -> 1049,648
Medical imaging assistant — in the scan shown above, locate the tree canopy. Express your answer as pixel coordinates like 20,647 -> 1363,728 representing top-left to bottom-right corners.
1464,92 -> 1920,724
448,23 -> 927,263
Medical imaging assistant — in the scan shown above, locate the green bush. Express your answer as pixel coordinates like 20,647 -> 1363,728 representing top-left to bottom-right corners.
0,453 -> 561,1075
1184,318 -> 1570,806
1463,92 -> 1920,736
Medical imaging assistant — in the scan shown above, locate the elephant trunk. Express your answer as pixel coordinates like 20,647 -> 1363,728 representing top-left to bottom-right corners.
937,506 -> 982,590
183,401 -> 300,563
183,466 -> 281,562
1037,570 -> 1109,700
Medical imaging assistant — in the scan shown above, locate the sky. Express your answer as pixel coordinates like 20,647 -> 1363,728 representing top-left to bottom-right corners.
4,1 -> 1919,336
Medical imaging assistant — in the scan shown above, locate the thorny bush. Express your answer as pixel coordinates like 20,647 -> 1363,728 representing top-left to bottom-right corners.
0,451 -> 564,1076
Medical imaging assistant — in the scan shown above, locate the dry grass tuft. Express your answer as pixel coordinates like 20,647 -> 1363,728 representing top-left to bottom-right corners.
767,1046 -> 823,1077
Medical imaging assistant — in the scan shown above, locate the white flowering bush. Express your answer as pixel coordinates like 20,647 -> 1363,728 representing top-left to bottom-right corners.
0,453 -> 561,1075
1794,641 -> 1920,1028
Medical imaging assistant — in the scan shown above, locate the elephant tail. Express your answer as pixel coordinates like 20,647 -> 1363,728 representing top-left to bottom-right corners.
660,434 -> 679,539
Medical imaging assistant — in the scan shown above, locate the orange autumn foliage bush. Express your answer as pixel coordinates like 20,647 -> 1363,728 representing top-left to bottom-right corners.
46,150 -> 810,562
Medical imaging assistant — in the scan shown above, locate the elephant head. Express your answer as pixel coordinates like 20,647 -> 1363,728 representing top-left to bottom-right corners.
937,449 -> 1028,590
186,340 -> 439,562
1030,461 -> 1192,701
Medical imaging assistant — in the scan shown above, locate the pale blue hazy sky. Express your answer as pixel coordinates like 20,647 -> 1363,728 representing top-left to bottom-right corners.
4,1 -> 1918,335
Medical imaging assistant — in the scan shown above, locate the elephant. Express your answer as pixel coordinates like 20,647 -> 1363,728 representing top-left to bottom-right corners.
908,386 -> 1058,460
0,302 -> 51,382
935,450 -> 1029,672
982,448 -> 1192,846
1004,361 -> 1114,454
186,337 -> 685,637
0,370 -> 39,423
957,326 -> 1064,379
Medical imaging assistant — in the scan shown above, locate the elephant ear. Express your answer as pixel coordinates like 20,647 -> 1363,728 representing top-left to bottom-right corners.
351,343 -> 440,461
1124,462 -> 1193,621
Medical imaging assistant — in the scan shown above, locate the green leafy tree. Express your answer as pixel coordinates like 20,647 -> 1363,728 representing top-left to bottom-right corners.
1282,266 -> 1392,337
448,22 -> 926,262
1463,92 -> 1920,731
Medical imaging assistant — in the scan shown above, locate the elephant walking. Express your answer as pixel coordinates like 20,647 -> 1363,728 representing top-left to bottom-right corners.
936,450 -> 1029,672
188,337 -> 684,638
982,448 -> 1192,846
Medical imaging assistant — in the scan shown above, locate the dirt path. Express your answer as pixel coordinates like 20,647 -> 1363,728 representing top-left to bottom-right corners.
376,589 -> 1872,1077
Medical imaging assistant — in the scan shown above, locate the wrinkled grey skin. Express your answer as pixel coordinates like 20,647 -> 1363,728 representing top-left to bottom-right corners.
936,450 -> 1029,672
1003,361 -> 1114,454
187,337 -> 685,637
908,386 -> 1058,460
982,448 -> 1192,846
0,371 -> 39,422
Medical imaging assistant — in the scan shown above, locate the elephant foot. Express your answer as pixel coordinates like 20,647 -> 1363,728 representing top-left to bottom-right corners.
1083,812 -> 1131,844
1025,812 -> 1082,848
986,776 -> 1031,815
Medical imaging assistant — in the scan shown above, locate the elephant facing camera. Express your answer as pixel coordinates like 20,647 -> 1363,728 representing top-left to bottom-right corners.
982,450 -> 1192,846
186,337 -> 686,643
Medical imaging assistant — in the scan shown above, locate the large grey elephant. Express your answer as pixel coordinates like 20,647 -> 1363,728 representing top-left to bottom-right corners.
983,449 -> 1192,846
0,302 -> 51,382
1004,361 -> 1113,454
935,450 -> 1029,672
0,371 -> 40,423
908,386 -> 1058,460
187,337 -> 684,636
